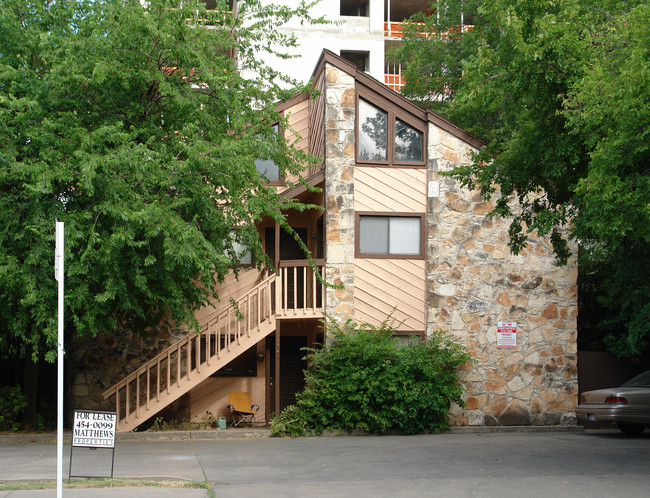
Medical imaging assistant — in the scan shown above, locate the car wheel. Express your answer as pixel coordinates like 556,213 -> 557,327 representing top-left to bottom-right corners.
616,424 -> 646,436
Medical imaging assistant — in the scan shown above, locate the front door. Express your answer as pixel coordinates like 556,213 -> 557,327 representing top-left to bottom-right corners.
267,335 -> 308,414
279,336 -> 307,412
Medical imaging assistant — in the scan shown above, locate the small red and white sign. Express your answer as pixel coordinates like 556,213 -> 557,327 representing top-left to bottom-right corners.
497,321 -> 517,349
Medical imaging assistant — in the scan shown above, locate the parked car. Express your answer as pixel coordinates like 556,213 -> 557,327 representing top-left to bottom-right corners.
576,370 -> 650,435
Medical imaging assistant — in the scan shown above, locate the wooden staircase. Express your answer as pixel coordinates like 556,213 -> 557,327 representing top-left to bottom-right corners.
102,273 -> 277,432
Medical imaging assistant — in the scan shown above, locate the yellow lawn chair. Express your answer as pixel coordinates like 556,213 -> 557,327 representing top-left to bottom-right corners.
228,392 -> 260,427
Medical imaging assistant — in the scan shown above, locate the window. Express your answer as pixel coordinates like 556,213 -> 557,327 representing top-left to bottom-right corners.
357,98 -> 425,165
395,119 -> 423,162
254,124 -> 281,182
340,0 -> 368,16
212,344 -> 257,377
357,214 -> 423,257
200,0 -> 235,10
232,240 -> 252,265
393,332 -> 424,347
341,50 -> 369,72
358,99 -> 387,161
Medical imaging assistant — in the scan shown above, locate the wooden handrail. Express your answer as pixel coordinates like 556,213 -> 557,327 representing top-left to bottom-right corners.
102,263 -> 325,431
102,273 -> 276,400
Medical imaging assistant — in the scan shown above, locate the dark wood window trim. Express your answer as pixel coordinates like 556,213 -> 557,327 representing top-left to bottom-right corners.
355,88 -> 427,168
355,211 -> 425,259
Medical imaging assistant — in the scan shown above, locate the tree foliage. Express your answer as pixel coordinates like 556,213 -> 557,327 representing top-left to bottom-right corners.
394,0 -> 650,358
0,0 -> 320,361
270,318 -> 471,436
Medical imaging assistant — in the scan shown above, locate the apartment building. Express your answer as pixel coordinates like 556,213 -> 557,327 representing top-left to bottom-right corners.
204,0 -> 432,90
89,50 -> 578,432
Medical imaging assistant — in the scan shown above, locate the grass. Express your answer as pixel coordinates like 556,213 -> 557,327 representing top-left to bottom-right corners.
0,478 -> 217,491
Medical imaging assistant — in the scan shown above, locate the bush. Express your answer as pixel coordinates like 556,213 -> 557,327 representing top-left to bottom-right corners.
0,385 -> 27,432
271,317 -> 471,436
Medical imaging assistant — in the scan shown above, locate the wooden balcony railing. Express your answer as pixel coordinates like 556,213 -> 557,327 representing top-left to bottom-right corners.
277,260 -> 325,318
385,73 -> 406,92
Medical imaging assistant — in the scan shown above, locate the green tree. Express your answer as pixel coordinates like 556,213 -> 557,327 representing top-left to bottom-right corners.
395,0 -> 649,358
0,0 -> 321,423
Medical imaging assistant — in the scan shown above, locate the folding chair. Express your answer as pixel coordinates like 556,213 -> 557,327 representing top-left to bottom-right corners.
228,392 -> 260,427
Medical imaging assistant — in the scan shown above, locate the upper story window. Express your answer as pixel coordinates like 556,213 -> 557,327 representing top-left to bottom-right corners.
358,99 -> 387,161
231,240 -> 253,265
340,50 -> 369,73
357,97 -> 425,165
395,119 -> 423,162
357,213 -> 424,258
341,0 -> 369,16
254,124 -> 281,183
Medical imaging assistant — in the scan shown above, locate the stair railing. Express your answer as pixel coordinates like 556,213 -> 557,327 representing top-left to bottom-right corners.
102,272 -> 276,429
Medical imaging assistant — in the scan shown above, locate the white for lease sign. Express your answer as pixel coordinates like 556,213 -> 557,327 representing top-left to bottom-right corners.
72,410 -> 117,448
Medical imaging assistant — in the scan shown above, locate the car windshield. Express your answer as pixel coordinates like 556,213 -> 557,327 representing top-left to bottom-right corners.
621,370 -> 650,387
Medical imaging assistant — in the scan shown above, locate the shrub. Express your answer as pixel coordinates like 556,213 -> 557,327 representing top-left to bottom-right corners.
0,385 -> 28,432
271,317 -> 471,436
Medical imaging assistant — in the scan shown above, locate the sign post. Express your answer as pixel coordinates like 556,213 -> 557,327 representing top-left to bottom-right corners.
55,221 -> 64,498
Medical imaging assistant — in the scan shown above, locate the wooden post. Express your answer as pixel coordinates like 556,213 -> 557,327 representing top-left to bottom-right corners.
274,322 -> 281,416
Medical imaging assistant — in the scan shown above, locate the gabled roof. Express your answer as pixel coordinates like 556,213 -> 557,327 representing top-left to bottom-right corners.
312,50 -> 486,151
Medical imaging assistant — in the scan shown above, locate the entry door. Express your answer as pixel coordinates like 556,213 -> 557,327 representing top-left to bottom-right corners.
267,335 -> 308,414
279,336 -> 307,412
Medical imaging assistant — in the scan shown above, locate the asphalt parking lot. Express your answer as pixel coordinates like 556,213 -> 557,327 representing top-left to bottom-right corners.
0,428 -> 648,497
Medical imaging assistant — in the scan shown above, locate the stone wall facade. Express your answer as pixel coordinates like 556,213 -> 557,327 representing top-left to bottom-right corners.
323,64 -> 356,326
426,124 -> 579,426
320,60 -> 578,426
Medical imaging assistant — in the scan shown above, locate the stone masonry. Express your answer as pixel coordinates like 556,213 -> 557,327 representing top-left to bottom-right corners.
324,64 -> 356,326
426,125 -> 579,426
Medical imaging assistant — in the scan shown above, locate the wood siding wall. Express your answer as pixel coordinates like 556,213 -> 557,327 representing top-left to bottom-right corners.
189,344 -> 267,424
193,268 -> 266,325
309,71 -> 326,165
283,98 -> 314,188
354,258 -> 426,330
354,165 -> 427,330
354,167 -> 427,212
287,98 -> 310,152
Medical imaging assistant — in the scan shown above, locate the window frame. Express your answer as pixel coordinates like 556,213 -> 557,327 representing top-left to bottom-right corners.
355,89 -> 427,167
355,212 -> 425,259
